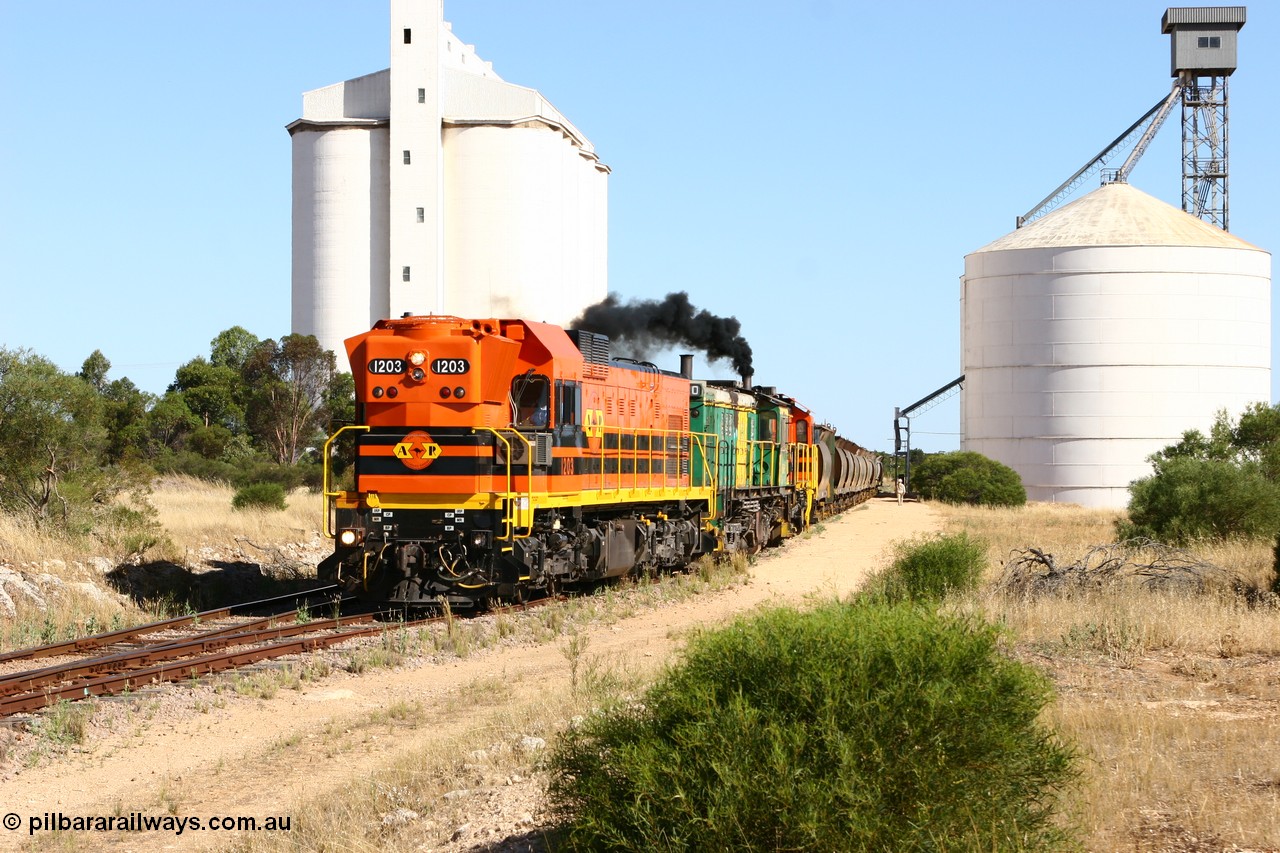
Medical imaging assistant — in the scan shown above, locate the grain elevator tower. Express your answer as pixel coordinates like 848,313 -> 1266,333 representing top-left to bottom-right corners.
1163,6 -> 1245,229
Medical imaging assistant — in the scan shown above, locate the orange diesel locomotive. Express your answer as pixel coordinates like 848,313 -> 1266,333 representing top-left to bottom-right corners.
319,315 -> 878,608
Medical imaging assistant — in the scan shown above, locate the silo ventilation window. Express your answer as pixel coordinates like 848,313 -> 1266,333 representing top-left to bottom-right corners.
416,208 -> 425,223
1198,36 -> 1221,48
418,88 -> 425,103
402,267 -> 411,282
403,150 -> 411,165
403,28 -> 411,44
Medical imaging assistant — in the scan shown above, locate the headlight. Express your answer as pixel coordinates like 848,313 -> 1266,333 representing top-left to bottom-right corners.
339,529 -> 361,547
408,350 -> 427,366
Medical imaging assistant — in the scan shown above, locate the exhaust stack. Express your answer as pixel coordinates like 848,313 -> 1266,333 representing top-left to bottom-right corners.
680,354 -> 694,379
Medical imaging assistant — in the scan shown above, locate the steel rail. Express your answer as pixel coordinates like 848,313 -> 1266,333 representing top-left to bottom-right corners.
3,594 -> 561,716
0,619 -> 409,716
0,585 -> 339,665
0,612 -> 376,698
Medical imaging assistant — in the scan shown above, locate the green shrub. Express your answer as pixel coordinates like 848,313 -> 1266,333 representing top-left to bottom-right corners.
1124,405 -> 1280,544
155,450 -> 242,484
92,497 -> 167,557
185,424 -> 235,460
235,460 -> 307,491
298,462 -> 325,492
911,451 -> 1026,507
859,532 -> 988,605
1122,456 -> 1280,543
548,602 -> 1077,852
157,451 -> 311,492
231,482 -> 287,512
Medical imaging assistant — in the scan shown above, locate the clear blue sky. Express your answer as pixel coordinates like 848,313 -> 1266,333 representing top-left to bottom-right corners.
2,2 -> 1276,453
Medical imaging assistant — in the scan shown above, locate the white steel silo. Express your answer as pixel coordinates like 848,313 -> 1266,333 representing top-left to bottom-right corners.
443,122 -> 607,324
961,182 -> 1271,508
290,120 -> 390,349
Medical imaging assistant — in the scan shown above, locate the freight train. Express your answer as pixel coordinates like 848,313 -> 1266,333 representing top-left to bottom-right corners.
318,315 -> 881,609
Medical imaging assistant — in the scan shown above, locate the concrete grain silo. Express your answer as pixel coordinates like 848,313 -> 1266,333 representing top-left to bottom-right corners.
961,182 -> 1271,508
289,0 -> 609,359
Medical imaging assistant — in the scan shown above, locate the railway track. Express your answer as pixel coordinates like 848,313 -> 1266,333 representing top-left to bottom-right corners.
0,586 -> 352,717
0,585 -> 342,667
0,589 -> 555,719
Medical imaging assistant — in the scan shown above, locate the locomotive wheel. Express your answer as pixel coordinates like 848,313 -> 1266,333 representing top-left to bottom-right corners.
489,583 -> 525,608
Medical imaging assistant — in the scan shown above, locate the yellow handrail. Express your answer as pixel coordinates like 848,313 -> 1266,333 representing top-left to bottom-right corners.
789,441 -> 817,489
744,438 -> 785,487
321,424 -> 371,539
592,427 -> 716,495
473,427 -> 536,548
697,432 -> 719,522
790,441 -> 816,527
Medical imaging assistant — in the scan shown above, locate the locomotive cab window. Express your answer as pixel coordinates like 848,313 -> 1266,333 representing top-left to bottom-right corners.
760,412 -> 778,443
555,380 -> 581,426
512,372 -> 551,427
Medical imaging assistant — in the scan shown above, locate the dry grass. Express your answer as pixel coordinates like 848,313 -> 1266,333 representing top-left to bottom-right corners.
0,476 -> 324,653
147,475 -> 321,560
0,512 -> 89,566
1,476 -> 322,570
937,502 -> 1126,578
1057,690 -> 1280,851
940,502 -> 1280,656
0,512 -> 154,653
938,501 -> 1280,850
173,501 -> 1280,849
0,594 -> 148,653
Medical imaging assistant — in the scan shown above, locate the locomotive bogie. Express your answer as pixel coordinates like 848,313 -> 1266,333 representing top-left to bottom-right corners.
320,500 -> 706,608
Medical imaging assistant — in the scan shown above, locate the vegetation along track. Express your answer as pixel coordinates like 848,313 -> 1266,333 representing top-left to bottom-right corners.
0,588 -> 557,718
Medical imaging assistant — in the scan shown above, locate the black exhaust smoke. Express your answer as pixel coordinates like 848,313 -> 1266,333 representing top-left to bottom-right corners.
570,292 -> 753,379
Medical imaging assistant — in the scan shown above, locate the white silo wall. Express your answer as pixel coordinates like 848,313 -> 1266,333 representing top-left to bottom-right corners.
442,124 -> 607,323
291,4 -> 609,355
291,125 -> 390,360
961,184 -> 1271,508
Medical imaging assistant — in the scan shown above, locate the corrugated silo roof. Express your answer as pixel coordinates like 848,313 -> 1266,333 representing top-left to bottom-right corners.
974,182 -> 1263,253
